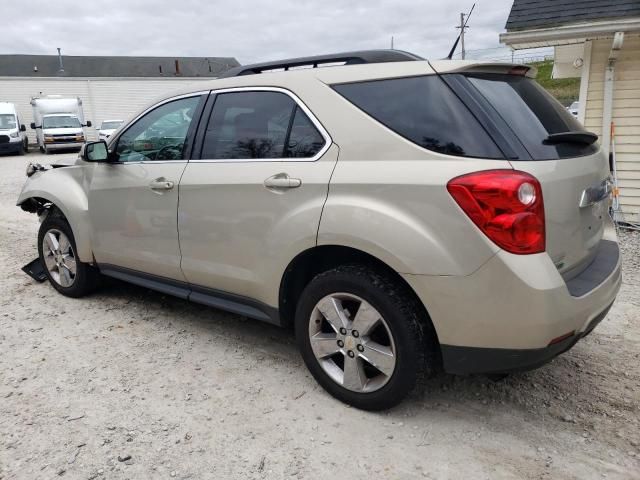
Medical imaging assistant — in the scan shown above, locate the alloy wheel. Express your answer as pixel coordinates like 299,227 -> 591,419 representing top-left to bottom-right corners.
42,229 -> 77,287
308,293 -> 397,393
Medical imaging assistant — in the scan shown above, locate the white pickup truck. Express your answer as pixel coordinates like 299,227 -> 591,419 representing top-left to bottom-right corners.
30,96 -> 92,154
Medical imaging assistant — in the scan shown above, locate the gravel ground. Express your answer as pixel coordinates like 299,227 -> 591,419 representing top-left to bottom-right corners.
1,152 -> 639,480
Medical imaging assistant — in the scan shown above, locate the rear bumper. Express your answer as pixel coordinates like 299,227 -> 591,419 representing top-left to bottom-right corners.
440,301 -> 613,374
402,230 -> 622,374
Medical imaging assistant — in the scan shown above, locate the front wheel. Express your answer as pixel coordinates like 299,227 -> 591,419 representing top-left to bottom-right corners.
38,212 -> 99,297
295,265 -> 435,410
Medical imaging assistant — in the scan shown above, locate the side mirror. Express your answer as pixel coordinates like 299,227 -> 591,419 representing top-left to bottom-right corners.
20,124 -> 26,132
85,120 -> 92,127
30,122 -> 36,130
82,140 -> 109,162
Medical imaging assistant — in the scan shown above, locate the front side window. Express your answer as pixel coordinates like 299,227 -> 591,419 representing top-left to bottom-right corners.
332,75 -> 503,159
115,96 -> 201,162
201,91 -> 325,160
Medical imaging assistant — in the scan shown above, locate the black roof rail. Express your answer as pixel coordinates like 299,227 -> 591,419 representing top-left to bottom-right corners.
219,49 -> 423,78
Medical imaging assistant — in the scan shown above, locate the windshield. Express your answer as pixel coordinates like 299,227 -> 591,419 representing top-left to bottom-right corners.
43,115 -> 81,129
101,121 -> 123,130
0,114 -> 17,130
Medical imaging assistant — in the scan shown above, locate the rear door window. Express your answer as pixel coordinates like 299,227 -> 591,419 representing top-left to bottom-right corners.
285,106 -> 325,158
464,74 -> 598,160
332,75 -> 503,159
201,91 -> 326,160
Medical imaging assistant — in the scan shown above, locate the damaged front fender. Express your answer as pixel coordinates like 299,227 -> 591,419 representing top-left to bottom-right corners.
17,164 -> 94,263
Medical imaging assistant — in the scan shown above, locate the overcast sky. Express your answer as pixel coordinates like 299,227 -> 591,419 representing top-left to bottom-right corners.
7,0 -> 524,64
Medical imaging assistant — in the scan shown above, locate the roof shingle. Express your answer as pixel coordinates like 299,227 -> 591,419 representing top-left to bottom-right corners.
505,0 -> 640,31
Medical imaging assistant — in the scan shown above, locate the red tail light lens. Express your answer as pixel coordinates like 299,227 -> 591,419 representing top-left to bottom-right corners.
447,170 -> 545,254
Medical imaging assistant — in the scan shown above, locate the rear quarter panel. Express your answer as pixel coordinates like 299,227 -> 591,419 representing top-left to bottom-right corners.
312,72 -> 509,276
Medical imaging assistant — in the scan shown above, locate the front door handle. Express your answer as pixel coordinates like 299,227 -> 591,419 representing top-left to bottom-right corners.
149,177 -> 175,190
264,173 -> 302,189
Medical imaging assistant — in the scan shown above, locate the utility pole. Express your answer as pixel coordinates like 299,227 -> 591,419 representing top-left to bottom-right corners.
391,36 -> 394,49
456,13 -> 468,59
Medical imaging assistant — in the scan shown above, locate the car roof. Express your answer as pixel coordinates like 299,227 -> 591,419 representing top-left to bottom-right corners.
129,52 -> 528,124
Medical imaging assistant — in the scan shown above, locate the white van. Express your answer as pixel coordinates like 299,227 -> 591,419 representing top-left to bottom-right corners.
30,96 -> 91,154
0,102 -> 29,155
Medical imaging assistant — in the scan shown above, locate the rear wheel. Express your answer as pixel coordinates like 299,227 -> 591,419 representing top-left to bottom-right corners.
38,212 -> 99,297
295,264 -> 434,410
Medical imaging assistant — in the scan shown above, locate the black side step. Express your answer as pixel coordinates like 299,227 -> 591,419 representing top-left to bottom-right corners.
99,265 -> 280,326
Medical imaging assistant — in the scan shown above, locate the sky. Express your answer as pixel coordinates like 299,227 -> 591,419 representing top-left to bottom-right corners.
4,0 -> 545,64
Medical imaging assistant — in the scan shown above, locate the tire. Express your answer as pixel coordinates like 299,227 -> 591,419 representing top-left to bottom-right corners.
39,145 -> 45,154
17,142 -> 25,155
23,139 -> 29,154
38,211 -> 100,297
295,264 -> 436,410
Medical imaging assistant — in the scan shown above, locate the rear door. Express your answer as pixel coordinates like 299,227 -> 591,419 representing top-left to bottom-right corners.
434,67 -> 610,276
178,88 -> 337,304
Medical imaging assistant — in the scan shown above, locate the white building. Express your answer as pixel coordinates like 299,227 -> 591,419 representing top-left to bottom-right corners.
501,0 -> 640,223
0,54 -> 239,143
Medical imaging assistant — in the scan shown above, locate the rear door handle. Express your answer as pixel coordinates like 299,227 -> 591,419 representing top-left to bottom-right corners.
264,173 -> 302,189
149,177 -> 175,190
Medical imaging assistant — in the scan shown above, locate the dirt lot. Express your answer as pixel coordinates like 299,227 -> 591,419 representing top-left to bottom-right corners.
1,152 -> 639,480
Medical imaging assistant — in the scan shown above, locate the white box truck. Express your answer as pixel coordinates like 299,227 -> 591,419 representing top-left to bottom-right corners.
30,96 -> 91,154
0,102 -> 29,155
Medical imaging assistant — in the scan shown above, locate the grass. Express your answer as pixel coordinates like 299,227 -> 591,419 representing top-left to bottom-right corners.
530,60 -> 580,106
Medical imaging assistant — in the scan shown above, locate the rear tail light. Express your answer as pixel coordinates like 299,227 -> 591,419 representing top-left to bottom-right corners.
447,170 -> 545,254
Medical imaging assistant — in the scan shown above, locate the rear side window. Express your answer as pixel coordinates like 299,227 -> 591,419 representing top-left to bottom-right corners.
285,106 -> 325,158
201,91 -> 325,159
332,76 -> 503,159
465,74 -> 598,160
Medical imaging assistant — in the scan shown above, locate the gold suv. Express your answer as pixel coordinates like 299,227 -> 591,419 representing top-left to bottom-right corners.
18,50 -> 621,410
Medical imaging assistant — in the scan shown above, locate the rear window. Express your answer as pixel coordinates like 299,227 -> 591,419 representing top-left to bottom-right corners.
332,76 -> 503,159
465,74 -> 598,160
201,91 -> 325,160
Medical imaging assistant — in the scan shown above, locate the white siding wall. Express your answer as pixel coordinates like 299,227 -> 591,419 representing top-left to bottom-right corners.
584,35 -> 640,221
0,77 -> 213,143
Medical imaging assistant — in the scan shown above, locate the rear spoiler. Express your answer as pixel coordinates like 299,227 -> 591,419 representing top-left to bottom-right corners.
428,61 -> 538,79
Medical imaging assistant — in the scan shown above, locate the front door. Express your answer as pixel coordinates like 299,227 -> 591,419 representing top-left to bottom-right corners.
88,94 -> 204,281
